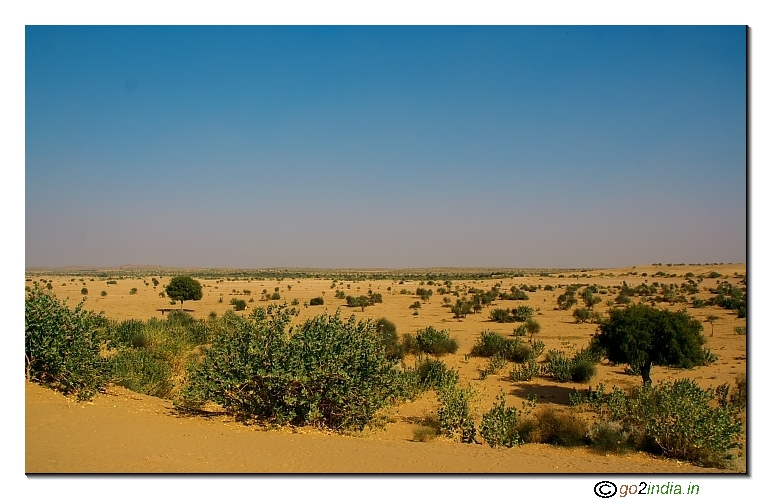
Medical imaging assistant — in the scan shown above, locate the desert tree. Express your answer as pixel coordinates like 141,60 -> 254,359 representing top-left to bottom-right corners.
165,276 -> 203,308
705,314 -> 720,337
591,303 -> 710,385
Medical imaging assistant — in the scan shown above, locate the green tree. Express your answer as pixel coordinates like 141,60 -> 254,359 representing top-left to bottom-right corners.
165,276 -> 203,308
591,304 -> 710,385
524,318 -> 541,343
705,314 -> 720,337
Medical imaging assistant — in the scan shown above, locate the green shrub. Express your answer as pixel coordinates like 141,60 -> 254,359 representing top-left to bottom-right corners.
478,354 -> 508,379
509,360 -> 540,382
409,301 -> 421,309
100,290 -> 107,297
570,360 -> 597,383
604,378 -> 743,467
437,382 -> 477,443
25,285 -> 109,400
230,298 -> 247,311
309,297 -> 324,306
375,318 -> 405,361
110,348 -> 173,397
531,407 -> 588,447
511,306 -> 534,322
734,326 -> 746,335
129,287 -> 138,295
470,330 -> 509,357
181,307 -> 408,431
589,421 -> 633,454
489,308 -> 512,323
269,292 -> 281,300
415,358 -> 460,391
291,298 -> 300,306
80,287 -> 88,295
573,307 -> 591,323
110,319 -> 148,349
544,350 -> 572,382
480,392 -> 521,448
415,326 -> 458,356
334,290 -> 346,299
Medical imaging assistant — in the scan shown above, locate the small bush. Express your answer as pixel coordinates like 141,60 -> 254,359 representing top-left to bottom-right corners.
412,425 -> 438,442
80,287 -> 88,295
182,307 -> 410,431
309,297 -> 324,306
415,358 -> 460,391
110,348 -> 173,397
604,378 -> 743,467
100,290 -> 107,297
480,392 -> 521,448
375,317 -> 404,361
409,301 -> 421,309
470,330 -> 510,357
734,326 -> 746,335
531,407 -> 588,447
230,298 -> 247,311
25,285 -> 108,400
509,360 -> 540,382
573,307 -> 591,323
415,326 -> 458,356
570,360 -> 597,383
129,287 -> 138,295
437,382 -> 477,443
589,421 -> 633,454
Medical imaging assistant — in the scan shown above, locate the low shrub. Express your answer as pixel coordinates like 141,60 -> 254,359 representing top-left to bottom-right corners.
604,378 -> 744,467
230,298 -> 247,311
415,326 -> 458,356
530,407 -> 588,447
110,348 -> 173,397
25,285 -> 109,400
588,421 -> 633,454
415,358 -> 460,391
470,330 -> 509,357
734,326 -> 746,335
509,360 -> 540,382
480,392 -> 521,448
182,307 -> 409,431
570,360 -> 597,383
375,317 -> 405,361
309,297 -> 324,306
437,382 -> 477,443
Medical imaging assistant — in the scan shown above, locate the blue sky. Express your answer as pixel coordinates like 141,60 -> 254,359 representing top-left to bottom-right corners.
25,25 -> 746,268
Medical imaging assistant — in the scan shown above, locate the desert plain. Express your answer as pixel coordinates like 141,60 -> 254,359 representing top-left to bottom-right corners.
25,263 -> 747,473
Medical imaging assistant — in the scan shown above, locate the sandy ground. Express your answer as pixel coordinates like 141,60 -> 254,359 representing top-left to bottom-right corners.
26,382 -> 724,473
25,263 -> 747,473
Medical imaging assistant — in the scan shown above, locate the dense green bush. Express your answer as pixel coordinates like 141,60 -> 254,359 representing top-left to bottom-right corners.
415,326 -> 458,356
374,317 -> 405,361
111,348 -> 173,397
530,407 -> 588,447
573,307 -> 591,323
509,360 -> 540,382
25,285 -> 109,400
309,297 -> 324,306
603,378 -> 743,467
588,421 -> 634,454
479,392 -> 522,448
230,298 -> 247,311
182,306 -> 408,431
437,382 -> 477,443
470,330 -> 510,357
415,358 -> 460,391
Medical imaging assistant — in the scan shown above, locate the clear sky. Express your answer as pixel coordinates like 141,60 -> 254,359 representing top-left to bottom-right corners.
25,25 -> 747,269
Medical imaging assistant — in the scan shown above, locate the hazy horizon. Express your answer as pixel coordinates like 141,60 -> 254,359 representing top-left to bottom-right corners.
26,26 -> 747,269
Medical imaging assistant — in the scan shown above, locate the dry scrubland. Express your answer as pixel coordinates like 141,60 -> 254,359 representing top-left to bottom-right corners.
25,263 -> 747,473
